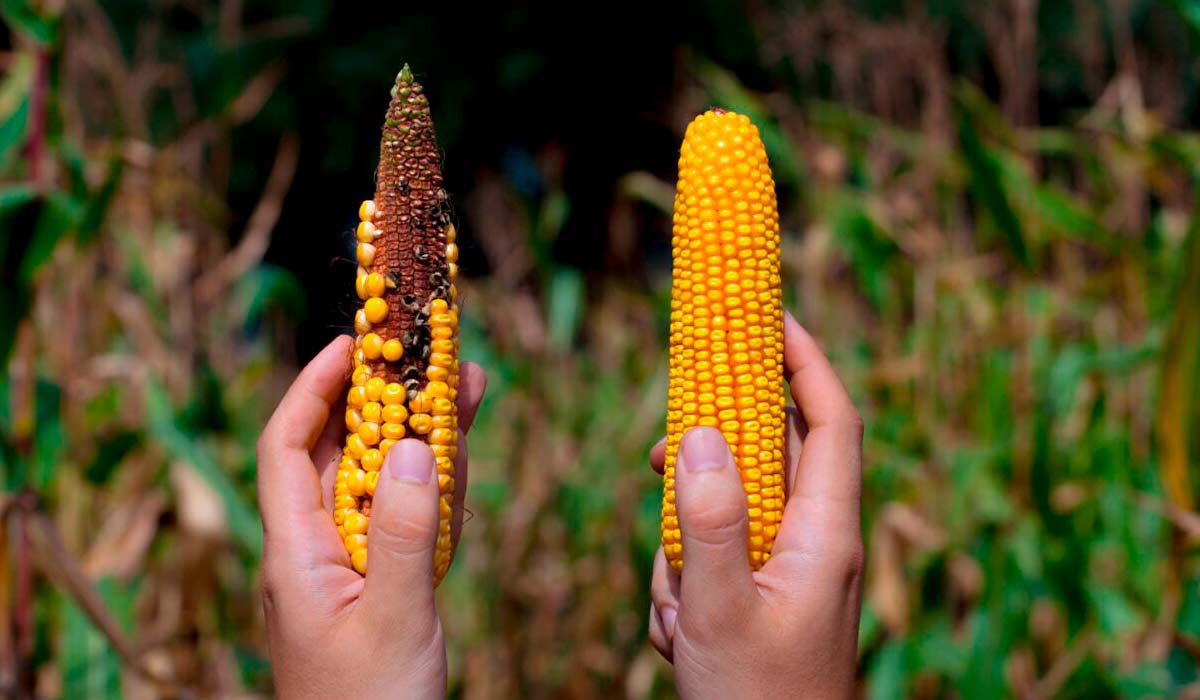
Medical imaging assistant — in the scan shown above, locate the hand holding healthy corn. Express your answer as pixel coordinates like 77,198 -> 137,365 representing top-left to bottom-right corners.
652,109 -> 863,698
257,336 -> 486,698
648,314 -> 863,699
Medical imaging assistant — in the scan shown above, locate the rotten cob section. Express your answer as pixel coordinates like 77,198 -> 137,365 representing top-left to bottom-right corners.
336,65 -> 461,584
662,109 -> 785,572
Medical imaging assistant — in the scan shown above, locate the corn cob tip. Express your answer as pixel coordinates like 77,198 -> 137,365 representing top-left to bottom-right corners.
399,63 -> 414,84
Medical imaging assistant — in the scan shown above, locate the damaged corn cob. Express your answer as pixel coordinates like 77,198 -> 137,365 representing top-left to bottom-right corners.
662,109 -> 785,572
336,65 -> 461,584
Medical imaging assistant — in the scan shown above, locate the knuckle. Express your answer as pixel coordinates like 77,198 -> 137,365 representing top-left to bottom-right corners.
370,514 -> 437,557
683,500 -> 747,548
830,536 -> 865,582
843,405 -> 865,437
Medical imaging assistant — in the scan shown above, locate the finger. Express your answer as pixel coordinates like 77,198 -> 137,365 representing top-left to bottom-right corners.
449,428 -> 469,555
774,313 -> 863,553
674,427 -> 756,611
257,335 -> 353,535
648,436 -> 666,475
648,603 -> 674,663
783,312 -> 859,432
783,407 -> 806,498
448,363 -> 487,555
315,396 -> 347,513
360,439 -> 440,613
457,362 -> 487,432
648,547 -> 679,662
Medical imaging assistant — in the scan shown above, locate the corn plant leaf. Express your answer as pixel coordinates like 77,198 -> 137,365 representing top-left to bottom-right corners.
21,192 -> 82,285
58,579 -> 131,700
546,267 -> 584,351
1157,211 -> 1200,510
144,382 -> 262,557
956,93 -> 1029,266
0,0 -> 57,45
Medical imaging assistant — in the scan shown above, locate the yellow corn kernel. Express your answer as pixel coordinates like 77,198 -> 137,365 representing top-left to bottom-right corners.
428,428 -> 454,446
364,273 -> 386,298
362,448 -> 383,472
382,339 -> 404,362
362,333 -> 384,360
359,199 -> 376,221
662,110 -> 785,574
357,242 -> 376,267
381,382 -> 406,405
345,533 -> 368,554
345,408 -> 363,432
382,403 -> 409,424
364,297 -> 388,324
354,309 -> 371,335
347,469 -> 368,496
408,413 -> 433,435
410,391 -> 432,414
343,511 -> 369,536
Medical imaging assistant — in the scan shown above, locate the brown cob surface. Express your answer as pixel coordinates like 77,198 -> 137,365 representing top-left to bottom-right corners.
335,65 -> 461,585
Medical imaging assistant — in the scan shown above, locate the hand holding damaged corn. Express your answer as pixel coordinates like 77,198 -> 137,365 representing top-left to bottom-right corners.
647,111 -> 865,699
255,67 -> 485,698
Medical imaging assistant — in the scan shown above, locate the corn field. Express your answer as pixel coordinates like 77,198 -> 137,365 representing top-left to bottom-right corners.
2,1 -> 1200,697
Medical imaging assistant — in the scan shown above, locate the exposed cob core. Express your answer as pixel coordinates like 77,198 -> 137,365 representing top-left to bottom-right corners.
662,109 -> 785,572
336,65 -> 460,584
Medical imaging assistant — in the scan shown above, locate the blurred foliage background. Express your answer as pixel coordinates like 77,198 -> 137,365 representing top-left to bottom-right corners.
2,0 -> 1200,697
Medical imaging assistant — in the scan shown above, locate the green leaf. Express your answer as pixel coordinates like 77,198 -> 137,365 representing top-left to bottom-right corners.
0,0 -> 58,45
0,96 -> 29,169
58,579 -> 131,700
21,192 -> 83,285
1088,586 -> 1141,635
76,158 -> 124,244
0,184 -> 35,213
32,378 -> 63,490
545,267 -> 584,351
144,382 -> 262,557
956,88 -> 1029,265
866,639 -> 907,700
84,432 -> 141,485
233,265 -> 306,326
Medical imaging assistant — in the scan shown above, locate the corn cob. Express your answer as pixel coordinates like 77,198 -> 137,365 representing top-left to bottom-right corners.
336,64 -> 460,584
662,109 -> 785,572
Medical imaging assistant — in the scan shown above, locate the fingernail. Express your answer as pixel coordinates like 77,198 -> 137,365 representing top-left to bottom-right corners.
660,605 -> 677,637
385,439 -> 434,483
679,427 -> 732,472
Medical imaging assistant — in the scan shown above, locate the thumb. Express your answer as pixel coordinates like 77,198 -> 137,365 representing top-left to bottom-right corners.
361,439 -> 439,612
675,427 -> 756,609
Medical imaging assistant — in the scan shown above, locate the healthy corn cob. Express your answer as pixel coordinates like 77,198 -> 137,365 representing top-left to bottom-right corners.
662,109 -> 785,572
336,65 -> 460,584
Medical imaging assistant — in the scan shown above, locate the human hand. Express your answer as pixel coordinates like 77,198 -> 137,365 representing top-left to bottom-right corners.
256,335 -> 486,699
647,312 -> 863,699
